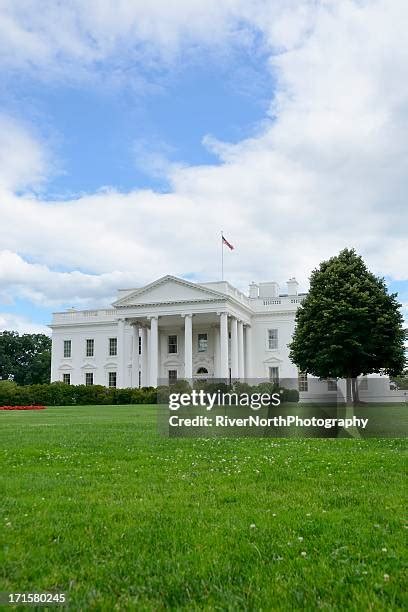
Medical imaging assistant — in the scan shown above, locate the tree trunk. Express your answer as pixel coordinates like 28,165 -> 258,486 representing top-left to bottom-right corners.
346,378 -> 352,406
343,377 -> 361,438
352,377 -> 360,405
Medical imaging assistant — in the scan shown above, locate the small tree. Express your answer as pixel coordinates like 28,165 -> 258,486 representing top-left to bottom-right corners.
0,331 -> 51,385
289,249 -> 406,404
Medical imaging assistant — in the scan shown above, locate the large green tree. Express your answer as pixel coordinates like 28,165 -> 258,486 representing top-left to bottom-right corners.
0,331 -> 51,385
289,249 -> 406,404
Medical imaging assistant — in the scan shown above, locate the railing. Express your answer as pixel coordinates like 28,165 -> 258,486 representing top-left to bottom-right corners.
52,309 -> 116,323
227,286 -> 251,307
51,294 -> 305,323
261,296 -> 305,307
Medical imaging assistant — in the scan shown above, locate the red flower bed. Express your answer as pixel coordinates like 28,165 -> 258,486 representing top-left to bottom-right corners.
0,405 -> 46,411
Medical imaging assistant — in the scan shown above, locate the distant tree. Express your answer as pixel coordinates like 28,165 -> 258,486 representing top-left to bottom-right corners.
391,348 -> 408,389
0,331 -> 51,385
289,249 -> 406,404
391,375 -> 408,390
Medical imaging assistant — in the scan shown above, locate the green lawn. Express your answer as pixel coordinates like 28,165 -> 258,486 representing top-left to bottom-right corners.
1,405 -> 407,610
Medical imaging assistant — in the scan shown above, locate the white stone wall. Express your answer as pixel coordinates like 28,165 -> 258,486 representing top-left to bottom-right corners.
251,315 -> 299,380
300,375 -> 407,403
51,315 -> 299,385
51,322 -> 121,386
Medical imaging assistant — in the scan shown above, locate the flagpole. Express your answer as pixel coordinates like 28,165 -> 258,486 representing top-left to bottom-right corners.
221,231 -> 224,280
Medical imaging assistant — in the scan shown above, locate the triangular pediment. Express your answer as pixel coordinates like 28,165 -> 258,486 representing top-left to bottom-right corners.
263,356 -> 283,364
58,363 -> 73,371
80,362 -> 98,370
112,275 -> 225,307
104,361 -> 118,370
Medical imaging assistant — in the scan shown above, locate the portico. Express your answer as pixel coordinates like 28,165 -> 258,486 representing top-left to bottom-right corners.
117,310 -> 250,387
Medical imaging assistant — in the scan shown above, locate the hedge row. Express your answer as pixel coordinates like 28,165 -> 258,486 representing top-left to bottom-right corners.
0,381 -> 157,406
0,380 -> 300,406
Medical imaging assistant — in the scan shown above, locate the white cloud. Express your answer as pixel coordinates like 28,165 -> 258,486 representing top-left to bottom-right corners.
0,114 -> 48,191
0,250 -> 139,308
0,0 -> 406,319
0,0 -> 257,81
132,138 -> 180,180
0,312 -> 50,335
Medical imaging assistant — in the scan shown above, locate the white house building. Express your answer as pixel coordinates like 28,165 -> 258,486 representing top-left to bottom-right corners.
50,275 -> 304,388
49,274 -> 406,402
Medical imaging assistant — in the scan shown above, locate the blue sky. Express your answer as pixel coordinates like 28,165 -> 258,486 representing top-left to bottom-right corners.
0,1 -> 406,334
2,36 -> 272,197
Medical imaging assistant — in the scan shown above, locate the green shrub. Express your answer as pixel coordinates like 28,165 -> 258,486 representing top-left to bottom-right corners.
0,381 -> 299,406
280,388 -> 300,403
0,380 -> 19,404
391,376 -> 408,390
135,387 -> 157,404
0,382 -> 157,406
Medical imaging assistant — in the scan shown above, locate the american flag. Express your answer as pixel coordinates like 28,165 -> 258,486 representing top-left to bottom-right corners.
222,235 -> 234,250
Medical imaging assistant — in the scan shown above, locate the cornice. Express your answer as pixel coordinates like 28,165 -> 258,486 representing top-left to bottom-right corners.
114,297 -> 223,309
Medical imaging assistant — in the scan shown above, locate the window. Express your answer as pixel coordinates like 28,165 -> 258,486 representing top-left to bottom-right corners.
108,371 -> 117,388
197,367 -> 208,374
359,376 -> 368,391
63,340 -> 71,358
298,371 -> 308,392
168,369 -> 177,384
327,379 -> 337,391
269,367 -> 279,384
168,335 -> 178,354
62,373 -> 71,385
198,333 -> 208,353
86,338 -> 94,357
268,329 -> 278,349
85,372 -> 94,386
139,335 -> 142,355
138,371 -> 141,387
109,337 -> 117,356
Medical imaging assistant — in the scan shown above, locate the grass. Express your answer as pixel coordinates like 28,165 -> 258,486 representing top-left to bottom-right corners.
0,405 -> 407,610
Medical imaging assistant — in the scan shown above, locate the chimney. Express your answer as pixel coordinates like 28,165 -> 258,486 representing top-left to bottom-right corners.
287,277 -> 299,295
249,282 -> 259,298
258,282 -> 279,298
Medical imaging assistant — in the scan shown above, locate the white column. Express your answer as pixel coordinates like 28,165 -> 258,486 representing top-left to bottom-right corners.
159,331 -> 166,381
117,318 -> 126,388
131,323 -> 139,388
213,325 -> 220,377
141,326 -> 148,387
149,316 -> 159,387
146,328 -> 151,384
238,320 -> 244,379
219,312 -> 229,380
230,317 -> 238,379
245,325 -> 253,381
184,314 -> 193,380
